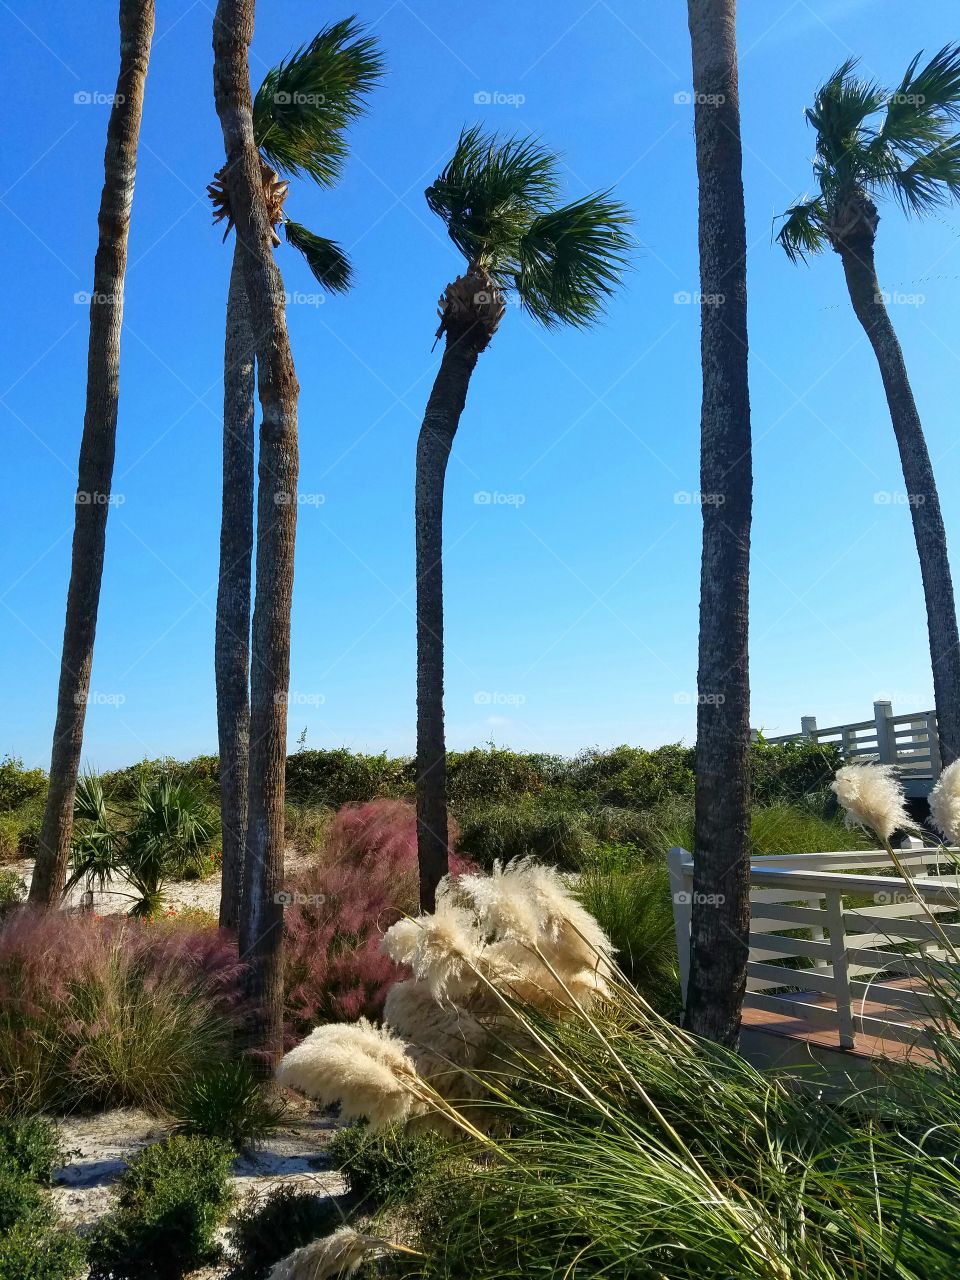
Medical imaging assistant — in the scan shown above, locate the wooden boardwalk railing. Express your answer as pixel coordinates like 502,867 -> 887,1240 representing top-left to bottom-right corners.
668,843 -> 960,1054
757,699 -> 941,796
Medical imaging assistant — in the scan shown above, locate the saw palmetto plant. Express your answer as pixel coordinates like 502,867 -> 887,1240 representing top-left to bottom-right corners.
211,18 -> 384,935
415,127 -> 632,909
777,46 -> 960,771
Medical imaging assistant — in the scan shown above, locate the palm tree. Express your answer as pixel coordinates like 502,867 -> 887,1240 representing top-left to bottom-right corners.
213,0 -> 301,1069
209,21 -> 383,931
778,46 -> 960,768
683,0 -> 753,1047
415,128 -> 631,911
28,0 -> 156,908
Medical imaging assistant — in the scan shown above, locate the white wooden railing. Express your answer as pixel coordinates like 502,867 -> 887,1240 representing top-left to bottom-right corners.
668,843 -> 960,1051
757,700 -> 941,795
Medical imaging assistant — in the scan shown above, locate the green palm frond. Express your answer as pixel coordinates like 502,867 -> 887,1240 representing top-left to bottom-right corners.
425,126 -> 562,270
426,128 -> 632,329
780,45 -> 960,257
775,196 -> 830,263
284,220 -> 352,293
515,193 -> 633,328
254,17 -> 385,186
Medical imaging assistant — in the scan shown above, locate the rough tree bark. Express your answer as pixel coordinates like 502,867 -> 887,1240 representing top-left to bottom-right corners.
29,0 -> 156,908
415,334 -> 481,912
683,0 -> 753,1046
213,0 -> 300,1068
839,227 -> 960,767
216,243 -> 255,931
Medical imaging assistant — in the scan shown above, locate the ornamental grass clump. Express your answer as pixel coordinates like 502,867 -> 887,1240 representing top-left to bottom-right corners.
277,859 -> 614,1132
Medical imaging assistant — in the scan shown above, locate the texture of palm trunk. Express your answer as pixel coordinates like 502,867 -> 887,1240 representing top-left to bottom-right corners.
216,243 -> 256,931
840,243 -> 960,767
213,0 -> 300,1068
415,335 -> 480,911
684,0 -> 753,1046
29,0 -> 156,908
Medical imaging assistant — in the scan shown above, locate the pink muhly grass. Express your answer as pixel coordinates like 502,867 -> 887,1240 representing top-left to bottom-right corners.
282,799 -> 473,1042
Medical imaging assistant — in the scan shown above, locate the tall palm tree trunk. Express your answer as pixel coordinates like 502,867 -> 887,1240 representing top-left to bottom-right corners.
839,236 -> 960,767
216,243 -> 255,931
684,0 -> 753,1046
416,334 -> 480,912
213,0 -> 300,1068
29,0 -> 156,908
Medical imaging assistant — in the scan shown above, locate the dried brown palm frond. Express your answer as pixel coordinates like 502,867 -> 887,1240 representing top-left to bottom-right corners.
207,158 -> 289,247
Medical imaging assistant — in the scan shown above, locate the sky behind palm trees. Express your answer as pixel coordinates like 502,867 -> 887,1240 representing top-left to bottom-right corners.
3,0 -> 960,767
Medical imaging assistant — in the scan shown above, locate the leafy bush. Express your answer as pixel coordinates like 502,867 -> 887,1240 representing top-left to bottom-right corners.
575,865 -> 680,1012
0,869 -> 25,914
172,1060 -> 285,1150
285,749 -> 411,808
0,1168 -> 46,1231
283,801 -> 472,1035
0,757 -> 47,813
750,737 -> 844,805
456,800 -> 597,870
446,747 -> 561,803
566,743 -> 696,808
0,911 -> 244,1115
87,1135 -> 234,1280
0,1115 -> 63,1182
330,1123 -> 451,1206
226,1185 -> 344,1280
0,1219 -> 86,1280
99,756 -> 220,802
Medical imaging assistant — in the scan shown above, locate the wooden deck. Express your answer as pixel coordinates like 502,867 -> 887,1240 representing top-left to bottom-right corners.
740,977 -> 938,1067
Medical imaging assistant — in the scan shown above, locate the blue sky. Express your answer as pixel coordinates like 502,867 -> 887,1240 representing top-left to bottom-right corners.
2,0 -> 960,770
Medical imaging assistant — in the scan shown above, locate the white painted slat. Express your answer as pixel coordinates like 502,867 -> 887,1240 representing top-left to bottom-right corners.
747,933 -> 832,961
848,981 -> 940,1016
747,962 -> 837,994
750,903 -> 829,927
742,991 -> 841,1029
852,1016 -> 933,1048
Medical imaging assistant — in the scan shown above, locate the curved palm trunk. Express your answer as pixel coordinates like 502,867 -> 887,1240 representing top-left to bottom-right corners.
214,0 -> 300,1069
684,0 -> 753,1046
415,336 -> 481,912
216,243 -> 255,931
29,0 -> 156,908
839,241 -> 960,767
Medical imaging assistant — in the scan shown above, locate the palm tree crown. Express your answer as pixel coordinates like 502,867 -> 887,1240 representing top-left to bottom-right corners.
777,44 -> 960,261
426,126 -> 632,334
210,17 -> 384,292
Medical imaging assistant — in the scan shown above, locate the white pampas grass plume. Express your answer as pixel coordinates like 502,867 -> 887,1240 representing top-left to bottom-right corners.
831,763 -> 914,843
276,1019 -> 426,1129
407,898 -> 482,1002
380,916 -> 421,966
929,759 -> 960,845
267,1227 -> 386,1280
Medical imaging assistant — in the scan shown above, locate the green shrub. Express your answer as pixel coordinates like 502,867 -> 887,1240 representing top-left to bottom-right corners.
0,869 -> 25,914
330,1123 -> 450,1207
575,865 -> 680,1012
99,756 -> 220,802
0,797 -> 44,863
750,737 -> 843,805
172,1061 -> 285,1151
226,1185 -> 344,1280
749,803 -> 868,855
284,749 -> 411,808
446,747 -> 561,803
567,743 -> 696,808
0,1168 -> 46,1232
87,1135 -> 234,1280
0,1219 -> 85,1280
0,1116 -> 63,1183
456,801 -> 597,871
0,757 -> 47,813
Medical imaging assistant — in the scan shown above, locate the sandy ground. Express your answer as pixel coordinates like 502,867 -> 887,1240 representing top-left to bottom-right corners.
10,845 -> 313,918
7,850 -> 342,1275
52,1098 -> 346,1278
